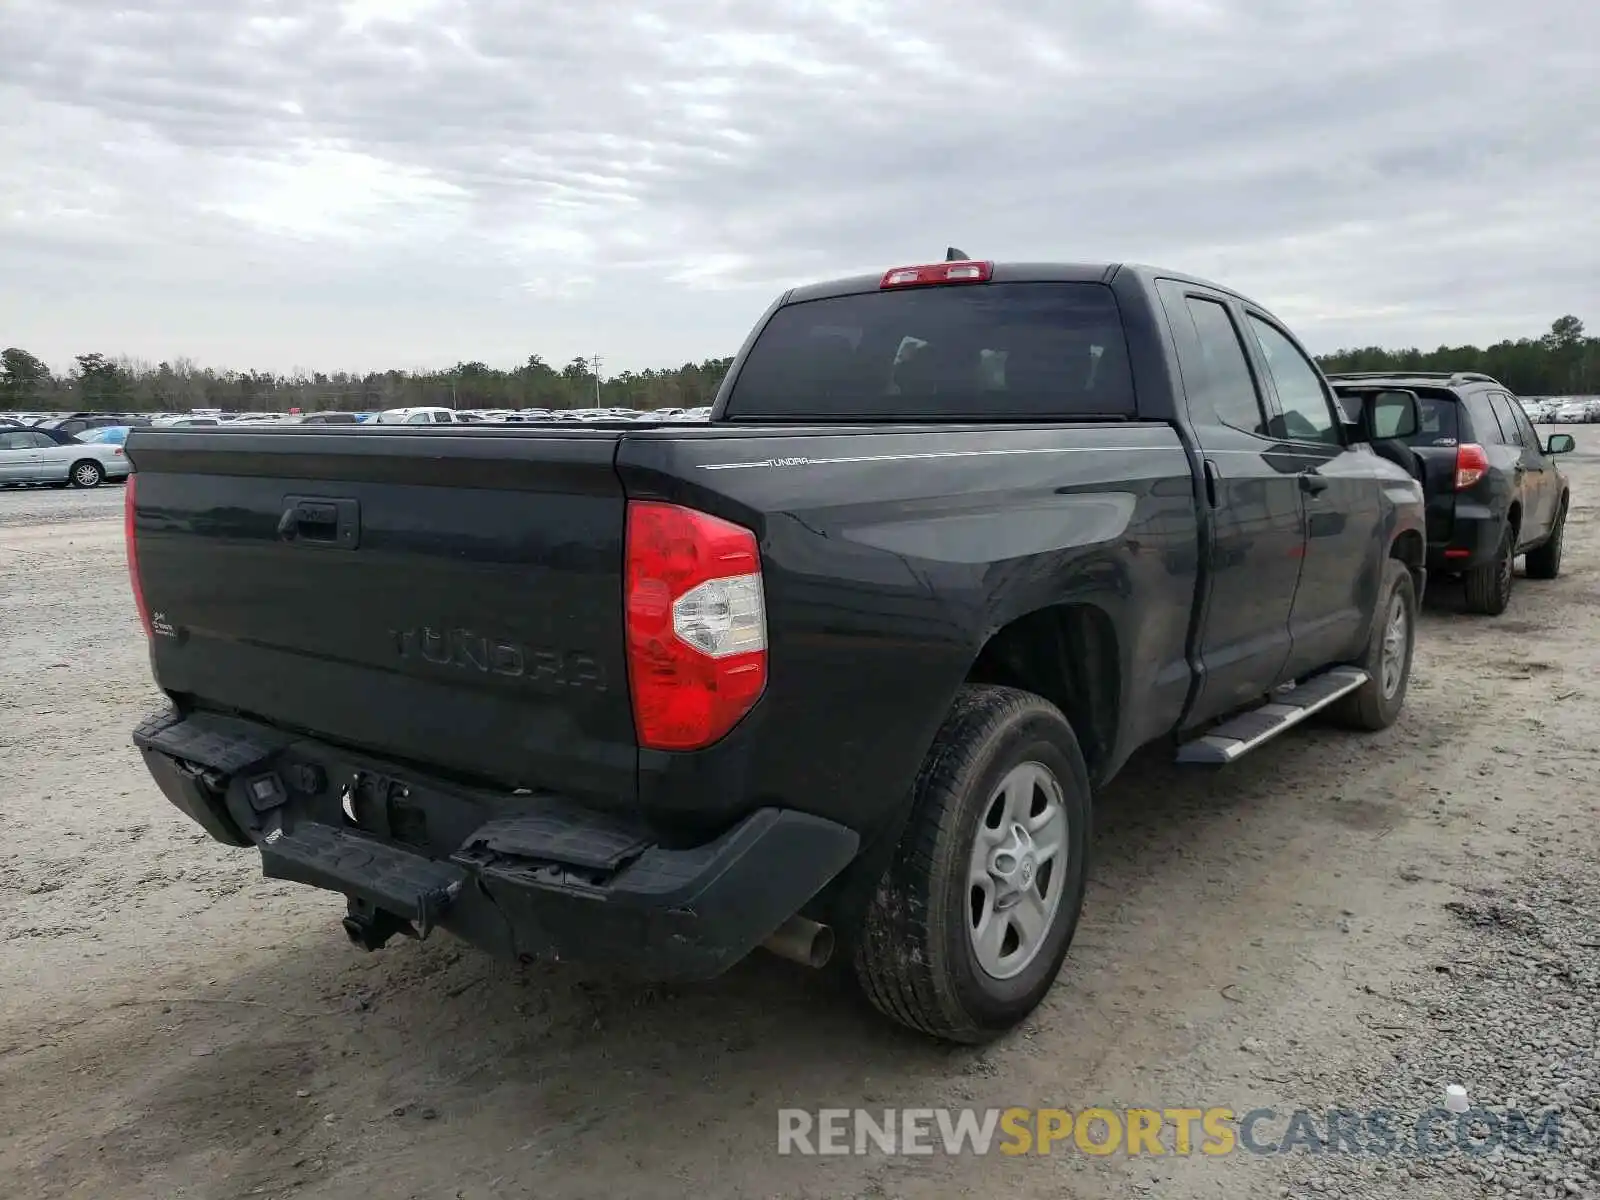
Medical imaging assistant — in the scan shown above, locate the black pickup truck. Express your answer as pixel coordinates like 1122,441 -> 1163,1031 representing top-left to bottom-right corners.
126,260 -> 1427,1043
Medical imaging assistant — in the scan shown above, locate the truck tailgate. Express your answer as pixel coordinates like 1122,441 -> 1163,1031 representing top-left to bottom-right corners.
127,427 -> 637,807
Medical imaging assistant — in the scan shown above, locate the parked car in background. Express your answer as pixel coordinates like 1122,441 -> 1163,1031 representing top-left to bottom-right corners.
372,406 -> 462,424
36,413 -> 151,437
1329,371 -> 1573,615
75,425 -> 132,446
298,412 -> 364,425
0,427 -> 130,487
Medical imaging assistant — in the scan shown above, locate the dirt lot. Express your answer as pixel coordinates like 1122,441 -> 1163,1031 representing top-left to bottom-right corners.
3,437 -> 1598,1200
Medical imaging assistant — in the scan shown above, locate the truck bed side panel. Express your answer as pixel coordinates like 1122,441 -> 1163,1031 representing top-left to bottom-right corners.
616,422 -> 1199,835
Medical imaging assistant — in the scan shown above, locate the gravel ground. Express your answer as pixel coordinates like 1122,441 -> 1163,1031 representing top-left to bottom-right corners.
0,480 -> 126,528
1,434 -> 1597,1200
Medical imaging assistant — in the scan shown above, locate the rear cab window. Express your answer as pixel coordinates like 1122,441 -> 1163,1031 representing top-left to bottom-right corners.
724,282 -> 1135,421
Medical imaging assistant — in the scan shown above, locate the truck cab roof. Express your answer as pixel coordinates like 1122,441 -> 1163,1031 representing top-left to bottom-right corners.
782,261 -> 1252,306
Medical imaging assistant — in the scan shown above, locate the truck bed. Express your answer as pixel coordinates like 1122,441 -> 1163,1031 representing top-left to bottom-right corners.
127,419 -> 1200,835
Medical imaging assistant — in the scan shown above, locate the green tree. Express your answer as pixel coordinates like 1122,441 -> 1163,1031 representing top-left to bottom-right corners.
73,353 -> 132,410
1316,316 -> 1597,396
0,347 -> 51,408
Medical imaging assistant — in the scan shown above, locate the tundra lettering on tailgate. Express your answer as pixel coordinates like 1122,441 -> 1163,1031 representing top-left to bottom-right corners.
390,626 -> 608,692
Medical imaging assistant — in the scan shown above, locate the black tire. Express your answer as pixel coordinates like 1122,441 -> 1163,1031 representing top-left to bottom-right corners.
1462,523 -> 1514,616
1332,558 -> 1416,731
853,685 -> 1092,1043
1525,500 -> 1566,580
68,459 -> 104,489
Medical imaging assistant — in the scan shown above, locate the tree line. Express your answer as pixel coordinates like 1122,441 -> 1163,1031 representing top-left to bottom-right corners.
1,316 -> 1592,415
1317,316 -> 1595,395
0,350 -> 734,414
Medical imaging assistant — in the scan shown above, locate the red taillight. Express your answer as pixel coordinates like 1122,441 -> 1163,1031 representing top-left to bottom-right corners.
124,474 -> 153,638
624,500 -> 767,751
880,260 -> 993,289
1454,443 -> 1489,490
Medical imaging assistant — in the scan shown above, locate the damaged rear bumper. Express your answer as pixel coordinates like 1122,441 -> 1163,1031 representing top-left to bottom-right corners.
133,708 -> 859,980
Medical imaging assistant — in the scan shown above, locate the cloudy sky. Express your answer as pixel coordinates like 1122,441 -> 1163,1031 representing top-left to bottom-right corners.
1,0 -> 1595,376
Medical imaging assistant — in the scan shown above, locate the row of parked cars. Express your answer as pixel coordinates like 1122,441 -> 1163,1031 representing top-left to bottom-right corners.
6,404 -> 714,431
0,413 -> 136,488
0,406 -> 716,488
345,405 -> 713,424
1523,396 -> 1600,423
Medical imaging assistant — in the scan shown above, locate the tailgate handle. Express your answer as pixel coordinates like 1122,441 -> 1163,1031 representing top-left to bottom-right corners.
279,496 -> 360,548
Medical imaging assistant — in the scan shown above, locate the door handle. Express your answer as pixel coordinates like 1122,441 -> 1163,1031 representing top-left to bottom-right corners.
1298,471 -> 1330,496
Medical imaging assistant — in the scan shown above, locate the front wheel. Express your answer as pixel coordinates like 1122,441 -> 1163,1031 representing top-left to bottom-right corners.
853,685 -> 1091,1043
69,459 -> 104,489
1332,558 -> 1417,731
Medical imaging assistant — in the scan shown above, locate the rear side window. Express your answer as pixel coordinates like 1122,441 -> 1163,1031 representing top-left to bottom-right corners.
1509,402 -> 1540,450
1245,316 -> 1341,446
724,282 -> 1135,421
1489,394 -> 1524,446
1177,297 -> 1268,436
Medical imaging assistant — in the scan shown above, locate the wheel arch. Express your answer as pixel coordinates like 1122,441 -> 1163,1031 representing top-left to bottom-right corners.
964,602 -> 1121,785
1388,526 -> 1425,596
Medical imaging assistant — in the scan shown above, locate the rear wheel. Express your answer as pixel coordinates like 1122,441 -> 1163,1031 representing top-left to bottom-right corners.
1525,501 -> 1566,580
1463,523 -> 1514,615
69,459 -> 104,489
1332,558 -> 1416,730
853,685 -> 1091,1043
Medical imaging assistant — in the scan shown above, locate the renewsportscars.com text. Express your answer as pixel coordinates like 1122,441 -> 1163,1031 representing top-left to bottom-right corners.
777,1106 -> 1564,1158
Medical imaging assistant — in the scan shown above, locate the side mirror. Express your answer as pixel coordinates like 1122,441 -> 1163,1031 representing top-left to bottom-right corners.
1357,389 -> 1420,441
1545,433 -> 1576,455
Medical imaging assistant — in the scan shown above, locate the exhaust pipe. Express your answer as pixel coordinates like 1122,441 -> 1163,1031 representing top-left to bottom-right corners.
762,915 -> 835,969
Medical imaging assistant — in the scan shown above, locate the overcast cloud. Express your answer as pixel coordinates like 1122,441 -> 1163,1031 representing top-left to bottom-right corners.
1,0 -> 1595,374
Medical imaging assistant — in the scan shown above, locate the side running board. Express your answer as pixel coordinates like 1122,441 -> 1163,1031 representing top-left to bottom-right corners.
1176,668 -> 1369,765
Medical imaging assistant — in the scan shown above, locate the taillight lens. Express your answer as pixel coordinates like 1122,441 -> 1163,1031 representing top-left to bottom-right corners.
1455,443 -> 1489,489
625,500 -> 767,751
124,475 -> 153,637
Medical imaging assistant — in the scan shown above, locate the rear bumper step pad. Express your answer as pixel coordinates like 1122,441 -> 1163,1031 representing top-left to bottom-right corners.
260,822 -> 466,937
